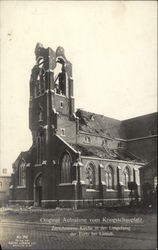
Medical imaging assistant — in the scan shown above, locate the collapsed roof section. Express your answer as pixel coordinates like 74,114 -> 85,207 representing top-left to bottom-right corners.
76,109 -> 127,139
76,109 -> 157,141
71,143 -> 142,162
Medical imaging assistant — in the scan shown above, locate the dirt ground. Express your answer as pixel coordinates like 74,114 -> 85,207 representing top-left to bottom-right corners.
0,205 -> 157,250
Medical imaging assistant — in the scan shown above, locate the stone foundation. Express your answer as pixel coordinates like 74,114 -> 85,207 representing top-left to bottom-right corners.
9,200 -> 34,206
9,198 -> 131,208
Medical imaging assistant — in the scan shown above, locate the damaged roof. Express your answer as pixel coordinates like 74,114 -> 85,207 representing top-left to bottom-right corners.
76,109 -> 157,140
76,109 -> 127,139
71,143 -> 142,162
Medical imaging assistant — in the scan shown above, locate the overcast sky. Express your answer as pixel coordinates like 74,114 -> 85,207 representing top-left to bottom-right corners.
0,1 -> 157,173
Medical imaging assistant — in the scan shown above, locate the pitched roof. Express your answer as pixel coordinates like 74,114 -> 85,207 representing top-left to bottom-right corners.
13,151 -> 29,166
122,112 -> 157,139
76,109 -> 126,139
12,145 -> 35,167
71,143 -> 141,162
76,109 -> 158,140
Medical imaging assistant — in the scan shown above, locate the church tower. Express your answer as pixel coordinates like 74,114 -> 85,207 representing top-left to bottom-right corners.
29,43 -> 75,164
28,43 -> 77,207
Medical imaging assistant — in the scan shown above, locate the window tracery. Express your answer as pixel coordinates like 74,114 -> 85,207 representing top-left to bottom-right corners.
61,153 -> 71,183
123,166 -> 130,189
85,163 -> 95,189
37,130 -> 44,164
105,165 -> 114,189
19,160 -> 26,186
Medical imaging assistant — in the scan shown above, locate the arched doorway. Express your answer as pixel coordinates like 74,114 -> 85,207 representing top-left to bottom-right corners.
34,173 -> 42,206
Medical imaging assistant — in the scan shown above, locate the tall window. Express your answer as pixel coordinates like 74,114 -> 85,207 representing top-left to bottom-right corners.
39,68 -> 45,94
34,57 -> 45,97
123,166 -> 130,189
38,105 -> 43,122
61,153 -> 71,183
85,163 -> 95,189
37,131 -> 44,164
105,166 -> 114,189
19,160 -> 26,186
54,59 -> 67,96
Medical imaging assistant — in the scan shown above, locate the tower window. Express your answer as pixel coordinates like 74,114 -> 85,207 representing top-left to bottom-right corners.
38,104 -> 43,122
0,182 -> 2,189
34,64 -> 45,97
61,128 -> 65,136
54,58 -> 67,96
37,131 -> 45,164
60,101 -> 63,108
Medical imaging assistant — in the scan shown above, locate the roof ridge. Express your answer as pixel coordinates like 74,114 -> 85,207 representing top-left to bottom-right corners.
76,108 -> 121,122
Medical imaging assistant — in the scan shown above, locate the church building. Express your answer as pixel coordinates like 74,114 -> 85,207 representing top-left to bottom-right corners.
10,44 -> 157,208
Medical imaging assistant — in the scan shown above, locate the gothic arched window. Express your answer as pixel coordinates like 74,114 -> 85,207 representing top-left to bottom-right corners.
85,163 -> 95,189
123,166 -> 130,189
61,153 -> 71,183
35,56 -> 45,97
105,166 -> 114,189
39,68 -> 45,94
54,58 -> 67,96
38,104 -> 43,122
37,130 -> 44,164
35,68 -> 45,96
19,160 -> 26,186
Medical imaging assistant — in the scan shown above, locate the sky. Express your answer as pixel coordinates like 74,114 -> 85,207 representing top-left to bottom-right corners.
0,1 -> 157,173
